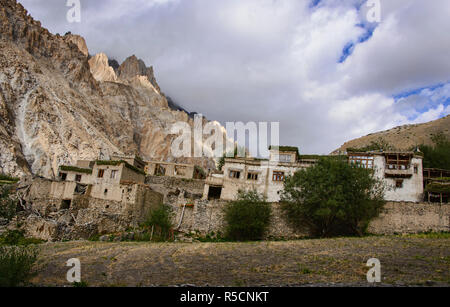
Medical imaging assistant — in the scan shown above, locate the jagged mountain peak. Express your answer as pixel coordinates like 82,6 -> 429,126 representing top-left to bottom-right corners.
0,0 -> 220,178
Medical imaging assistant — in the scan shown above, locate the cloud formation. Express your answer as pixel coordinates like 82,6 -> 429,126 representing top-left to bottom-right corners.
19,0 -> 450,154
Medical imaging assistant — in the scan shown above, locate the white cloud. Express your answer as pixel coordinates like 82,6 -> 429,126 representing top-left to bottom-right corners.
18,0 -> 450,154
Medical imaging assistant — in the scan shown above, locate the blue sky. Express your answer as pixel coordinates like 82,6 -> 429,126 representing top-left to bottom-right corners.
19,0 -> 450,153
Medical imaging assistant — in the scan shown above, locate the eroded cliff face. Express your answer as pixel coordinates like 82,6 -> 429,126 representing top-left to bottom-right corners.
0,0 -> 220,178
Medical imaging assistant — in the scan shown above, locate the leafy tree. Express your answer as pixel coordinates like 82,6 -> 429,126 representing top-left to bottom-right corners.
281,157 -> 386,238
419,132 -> 450,170
223,190 -> 272,241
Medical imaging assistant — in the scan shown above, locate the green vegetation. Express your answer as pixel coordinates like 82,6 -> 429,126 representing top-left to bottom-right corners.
59,166 -> 93,174
194,165 -> 206,178
0,245 -> 38,287
347,137 -> 395,152
0,173 -> 19,183
0,186 -> 17,221
140,204 -> 174,242
281,157 -> 386,238
223,190 -> 272,241
0,230 -> 45,246
419,132 -> 450,170
425,182 -> 450,193
405,232 -> 450,239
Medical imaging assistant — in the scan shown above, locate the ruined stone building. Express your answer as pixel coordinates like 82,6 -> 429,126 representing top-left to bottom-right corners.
145,161 -> 206,180
19,157 -> 163,241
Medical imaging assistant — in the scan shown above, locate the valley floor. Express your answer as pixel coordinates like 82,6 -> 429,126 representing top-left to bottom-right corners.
31,235 -> 450,287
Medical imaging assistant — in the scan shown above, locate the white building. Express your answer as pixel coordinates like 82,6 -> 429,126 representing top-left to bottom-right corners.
348,151 -> 424,202
203,147 -> 315,202
203,148 -> 425,203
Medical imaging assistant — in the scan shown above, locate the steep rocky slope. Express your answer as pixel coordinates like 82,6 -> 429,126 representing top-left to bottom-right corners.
0,0 -> 221,178
333,115 -> 450,153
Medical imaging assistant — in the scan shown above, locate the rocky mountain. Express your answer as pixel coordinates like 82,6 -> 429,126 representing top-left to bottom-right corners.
0,0 -> 223,178
333,115 -> 450,154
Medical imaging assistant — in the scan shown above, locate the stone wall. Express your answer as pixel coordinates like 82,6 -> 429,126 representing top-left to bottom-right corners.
170,200 -> 450,238
368,202 -> 450,234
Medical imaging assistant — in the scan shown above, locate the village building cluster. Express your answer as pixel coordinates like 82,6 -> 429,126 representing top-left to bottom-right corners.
53,147 -> 448,212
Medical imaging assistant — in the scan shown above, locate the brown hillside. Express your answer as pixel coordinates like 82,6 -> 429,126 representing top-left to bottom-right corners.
333,115 -> 450,153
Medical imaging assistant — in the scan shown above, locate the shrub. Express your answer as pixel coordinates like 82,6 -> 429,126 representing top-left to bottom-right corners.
281,157 -> 386,238
142,205 -> 174,242
0,186 -> 17,220
0,245 -> 38,287
223,190 -> 272,241
0,230 -> 44,246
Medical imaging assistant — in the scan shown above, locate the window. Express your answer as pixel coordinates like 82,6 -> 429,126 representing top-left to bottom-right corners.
414,165 -> 418,174
279,154 -> 292,163
60,173 -> 67,181
98,169 -> 105,178
349,155 -> 374,169
75,174 -> 82,182
273,171 -> 285,182
104,189 -> 108,195
247,172 -> 259,181
396,180 -> 404,188
229,170 -> 241,179
111,170 -> 118,179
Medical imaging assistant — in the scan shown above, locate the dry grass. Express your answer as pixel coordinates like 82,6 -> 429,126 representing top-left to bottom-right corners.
31,236 -> 450,287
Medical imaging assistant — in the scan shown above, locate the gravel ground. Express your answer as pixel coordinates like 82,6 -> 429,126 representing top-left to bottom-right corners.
30,236 -> 450,287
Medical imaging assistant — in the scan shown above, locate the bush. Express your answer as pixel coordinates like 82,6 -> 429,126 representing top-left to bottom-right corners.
281,157 -> 386,238
223,190 -> 272,241
0,230 -> 44,246
0,245 -> 38,287
141,205 -> 174,242
0,186 -> 17,220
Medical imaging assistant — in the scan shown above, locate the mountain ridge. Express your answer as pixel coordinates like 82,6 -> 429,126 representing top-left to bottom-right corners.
333,115 -> 450,154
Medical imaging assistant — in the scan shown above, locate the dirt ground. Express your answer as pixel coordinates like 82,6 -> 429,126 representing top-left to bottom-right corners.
30,236 -> 450,287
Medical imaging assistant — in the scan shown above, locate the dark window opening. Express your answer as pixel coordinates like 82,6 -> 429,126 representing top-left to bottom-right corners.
155,165 -> 166,176
75,174 -> 82,182
61,199 -> 71,210
208,186 -> 222,200
60,172 -> 68,181
247,173 -> 259,181
229,170 -> 241,179
396,180 -> 404,188
98,169 -> 105,178
104,189 -> 108,195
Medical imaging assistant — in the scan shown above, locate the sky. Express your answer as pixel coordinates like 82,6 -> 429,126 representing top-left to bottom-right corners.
19,0 -> 450,154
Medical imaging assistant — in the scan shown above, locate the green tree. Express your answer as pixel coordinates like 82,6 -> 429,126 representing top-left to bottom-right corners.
281,157 -> 386,238
419,132 -> 450,170
223,190 -> 272,241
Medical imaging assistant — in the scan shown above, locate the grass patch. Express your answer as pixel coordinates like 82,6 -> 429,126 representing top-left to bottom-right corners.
0,245 -> 38,287
405,232 -> 450,239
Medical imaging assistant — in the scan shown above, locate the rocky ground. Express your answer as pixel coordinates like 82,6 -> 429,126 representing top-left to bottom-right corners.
30,235 -> 450,287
